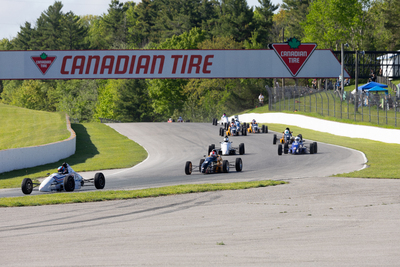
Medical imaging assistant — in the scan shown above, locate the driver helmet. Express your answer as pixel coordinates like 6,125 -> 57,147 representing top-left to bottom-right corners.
58,166 -> 65,174
224,136 -> 229,142
211,149 -> 217,157
295,136 -> 300,143
284,129 -> 289,135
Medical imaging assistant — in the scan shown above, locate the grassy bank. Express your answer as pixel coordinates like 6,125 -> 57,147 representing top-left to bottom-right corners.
0,104 -> 70,150
0,122 -> 147,188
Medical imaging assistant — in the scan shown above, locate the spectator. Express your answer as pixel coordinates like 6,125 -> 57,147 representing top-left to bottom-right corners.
369,69 -> 376,82
258,93 -> 264,106
312,79 -> 317,89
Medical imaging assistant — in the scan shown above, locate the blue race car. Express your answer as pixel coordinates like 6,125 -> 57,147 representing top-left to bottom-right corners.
277,135 -> 317,155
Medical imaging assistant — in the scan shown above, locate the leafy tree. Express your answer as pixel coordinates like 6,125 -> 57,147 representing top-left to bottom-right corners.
1,80 -> 56,111
35,1 -> 65,50
128,0 -> 160,47
102,0 -> 136,48
302,0 -> 364,50
280,0 -> 310,42
115,79 -> 153,122
12,22 -> 35,50
382,0 -> 400,49
147,28 -> 206,119
212,0 -> 255,42
59,12 -> 89,50
252,0 -> 279,47
94,80 -> 119,120
55,80 -> 99,121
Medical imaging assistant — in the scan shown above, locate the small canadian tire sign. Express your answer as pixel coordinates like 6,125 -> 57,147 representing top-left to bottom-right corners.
271,38 -> 317,77
31,53 -> 57,75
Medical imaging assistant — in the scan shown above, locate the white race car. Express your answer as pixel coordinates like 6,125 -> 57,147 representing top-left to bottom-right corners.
208,137 -> 245,156
21,163 -> 105,195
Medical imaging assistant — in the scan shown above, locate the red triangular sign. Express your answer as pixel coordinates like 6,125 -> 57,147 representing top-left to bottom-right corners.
31,54 -> 56,75
272,43 -> 317,77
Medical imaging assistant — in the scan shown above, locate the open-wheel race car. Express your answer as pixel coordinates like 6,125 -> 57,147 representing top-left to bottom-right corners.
273,128 -> 294,145
277,135 -> 318,155
21,163 -> 106,195
246,120 -> 268,134
208,136 -> 245,156
220,121 -> 247,136
185,155 -> 243,175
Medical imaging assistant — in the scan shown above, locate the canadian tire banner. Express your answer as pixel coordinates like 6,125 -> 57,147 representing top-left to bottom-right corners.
0,48 -> 349,80
271,38 -> 317,77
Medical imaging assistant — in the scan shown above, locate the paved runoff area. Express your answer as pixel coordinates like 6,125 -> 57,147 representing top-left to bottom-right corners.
1,113 -> 400,266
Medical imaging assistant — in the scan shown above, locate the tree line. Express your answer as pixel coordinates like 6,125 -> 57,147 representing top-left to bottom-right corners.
0,0 -> 398,122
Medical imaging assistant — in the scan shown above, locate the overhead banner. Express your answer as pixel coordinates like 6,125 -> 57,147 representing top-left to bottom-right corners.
0,48 -> 350,80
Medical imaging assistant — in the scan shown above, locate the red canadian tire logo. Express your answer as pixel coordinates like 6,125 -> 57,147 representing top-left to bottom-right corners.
31,53 -> 56,75
272,38 -> 317,77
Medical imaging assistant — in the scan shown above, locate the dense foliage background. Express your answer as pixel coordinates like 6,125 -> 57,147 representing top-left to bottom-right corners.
0,0 -> 399,122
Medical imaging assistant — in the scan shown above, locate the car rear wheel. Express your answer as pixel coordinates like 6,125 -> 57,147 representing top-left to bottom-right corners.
310,143 -> 315,154
223,160 -> 229,173
21,178 -> 33,195
284,143 -> 289,154
239,143 -> 245,155
278,144 -> 282,155
63,175 -> 75,192
235,158 -> 243,172
273,134 -> 277,145
185,161 -> 192,175
94,173 -> 106,189
313,142 -> 318,153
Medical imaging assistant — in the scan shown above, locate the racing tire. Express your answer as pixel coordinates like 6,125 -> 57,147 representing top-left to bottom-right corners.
219,127 -> 224,136
212,118 -> 217,125
94,172 -> 106,189
63,174 -> 75,192
265,126 -> 268,133
222,160 -> 229,173
278,144 -> 282,156
284,143 -> 289,154
313,142 -> 318,153
199,159 -> 205,172
239,143 -> 245,155
21,178 -> 33,195
208,144 -> 214,154
273,134 -> 277,145
235,158 -> 243,172
262,125 -> 266,133
185,161 -> 192,175
310,143 -> 315,154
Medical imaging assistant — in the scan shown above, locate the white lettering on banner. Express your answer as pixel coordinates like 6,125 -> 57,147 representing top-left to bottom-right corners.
280,51 -> 308,57
60,54 -> 214,75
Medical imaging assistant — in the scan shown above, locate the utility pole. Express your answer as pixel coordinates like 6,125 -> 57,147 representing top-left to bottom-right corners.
355,50 -> 358,112
341,43 -> 344,98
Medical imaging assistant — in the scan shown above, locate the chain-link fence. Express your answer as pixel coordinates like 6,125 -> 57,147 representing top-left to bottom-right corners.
265,85 -> 400,127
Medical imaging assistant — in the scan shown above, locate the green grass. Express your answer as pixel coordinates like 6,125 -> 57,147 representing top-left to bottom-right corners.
0,122 -> 147,188
0,180 -> 286,207
266,123 -> 399,178
0,103 -> 70,150
2,101 -> 400,207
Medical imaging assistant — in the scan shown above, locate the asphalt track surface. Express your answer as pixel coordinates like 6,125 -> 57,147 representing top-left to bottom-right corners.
2,123 -> 400,266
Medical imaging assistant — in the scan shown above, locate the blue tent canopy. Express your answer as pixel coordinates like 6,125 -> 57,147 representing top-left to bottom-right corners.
366,86 -> 389,94
358,82 -> 388,90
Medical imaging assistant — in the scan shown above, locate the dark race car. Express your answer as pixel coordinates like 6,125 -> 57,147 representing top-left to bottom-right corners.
277,135 -> 318,155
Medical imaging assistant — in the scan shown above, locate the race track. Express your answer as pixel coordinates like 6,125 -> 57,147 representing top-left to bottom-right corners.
0,122 -> 365,197
2,122 -> 400,266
